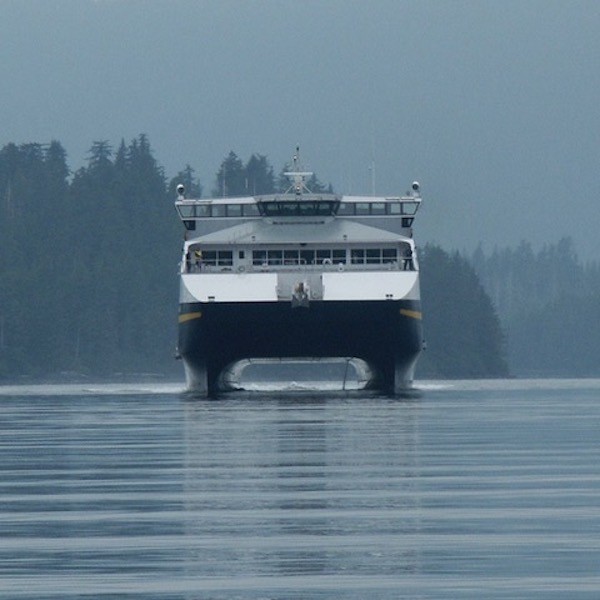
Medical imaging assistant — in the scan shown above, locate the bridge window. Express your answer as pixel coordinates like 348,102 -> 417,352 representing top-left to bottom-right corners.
337,202 -> 355,215
387,202 -> 402,215
259,201 -> 337,217
226,204 -> 242,217
243,204 -> 260,216
402,202 -> 419,215
371,202 -> 386,215
355,203 -> 370,215
179,205 -> 195,218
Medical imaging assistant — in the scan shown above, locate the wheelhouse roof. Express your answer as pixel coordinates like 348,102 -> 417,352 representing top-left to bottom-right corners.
186,218 -> 411,247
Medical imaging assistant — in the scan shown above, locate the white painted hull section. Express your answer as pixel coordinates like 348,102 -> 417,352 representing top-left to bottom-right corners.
181,273 -> 278,303
180,271 -> 420,303
321,272 -> 419,301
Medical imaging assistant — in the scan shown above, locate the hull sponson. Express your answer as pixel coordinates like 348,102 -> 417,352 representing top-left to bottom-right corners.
178,299 -> 422,394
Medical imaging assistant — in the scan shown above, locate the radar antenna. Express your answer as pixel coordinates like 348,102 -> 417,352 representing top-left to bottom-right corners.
283,145 -> 314,195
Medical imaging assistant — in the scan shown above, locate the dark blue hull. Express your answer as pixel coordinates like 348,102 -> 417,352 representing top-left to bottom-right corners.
178,299 -> 423,394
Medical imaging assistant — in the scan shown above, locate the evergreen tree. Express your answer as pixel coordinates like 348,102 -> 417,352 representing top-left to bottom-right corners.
15,139 -> 600,382
169,165 -> 203,199
213,151 -> 245,196
245,154 -> 275,195
418,244 -> 508,378
471,237 -> 600,375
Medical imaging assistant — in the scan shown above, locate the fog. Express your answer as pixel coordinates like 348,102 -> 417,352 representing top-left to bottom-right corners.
2,0 -> 599,257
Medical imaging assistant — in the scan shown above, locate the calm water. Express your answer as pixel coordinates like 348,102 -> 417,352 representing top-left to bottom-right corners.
1,379 -> 599,599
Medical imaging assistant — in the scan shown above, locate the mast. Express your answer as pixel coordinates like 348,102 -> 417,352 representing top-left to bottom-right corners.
283,145 -> 314,195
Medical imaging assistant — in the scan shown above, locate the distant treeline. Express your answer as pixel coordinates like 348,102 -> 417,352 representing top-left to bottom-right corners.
472,239 -> 600,376
1,136 -> 508,381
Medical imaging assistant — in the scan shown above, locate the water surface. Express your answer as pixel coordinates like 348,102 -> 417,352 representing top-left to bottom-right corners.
1,379 -> 599,598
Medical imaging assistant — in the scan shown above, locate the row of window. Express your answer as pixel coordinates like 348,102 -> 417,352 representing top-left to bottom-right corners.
188,247 -> 413,268
251,248 -> 403,266
260,201 -> 337,217
178,200 -> 419,219
179,204 -> 260,218
251,249 -> 348,266
337,201 -> 419,216
188,250 -> 233,266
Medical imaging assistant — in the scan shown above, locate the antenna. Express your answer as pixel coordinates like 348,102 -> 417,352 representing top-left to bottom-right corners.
369,137 -> 376,195
284,145 -> 314,195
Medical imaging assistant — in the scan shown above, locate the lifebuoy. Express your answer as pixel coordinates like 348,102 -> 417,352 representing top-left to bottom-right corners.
323,258 -> 332,265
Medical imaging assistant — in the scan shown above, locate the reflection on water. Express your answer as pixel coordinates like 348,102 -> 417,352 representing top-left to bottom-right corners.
1,380 -> 600,598
180,394 -> 421,584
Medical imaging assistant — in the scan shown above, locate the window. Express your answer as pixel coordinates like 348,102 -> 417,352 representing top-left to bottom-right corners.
284,249 -> 300,264
332,249 -> 346,264
402,217 -> 414,228
349,247 -> 398,265
179,205 -> 195,218
355,203 -> 370,215
201,250 -> 232,266
337,202 -> 355,215
212,204 -> 226,217
219,251 -> 233,266
382,248 -> 397,263
252,250 -> 266,265
267,250 -> 283,265
316,249 -> 332,264
242,204 -> 260,216
280,203 -> 298,216
388,203 -> 402,215
300,249 -> 315,264
196,205 -> 210,217
297,202 -> 315,217
366,249 -> 381,264
226,204 -> 242,217
402,202 -> 419,215
351,249 -> 365,264
203,251 -> 217,266
316,201 -> 336,216
371,202 -> 386,215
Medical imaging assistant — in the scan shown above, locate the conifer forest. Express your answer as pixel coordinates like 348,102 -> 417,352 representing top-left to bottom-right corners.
2,136 -> 596,381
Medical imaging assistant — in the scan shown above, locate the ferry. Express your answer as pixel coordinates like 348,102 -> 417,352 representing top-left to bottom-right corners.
174,150 -> 423,394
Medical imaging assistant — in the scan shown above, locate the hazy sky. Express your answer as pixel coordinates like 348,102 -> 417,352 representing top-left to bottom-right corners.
2,0 -> 600,258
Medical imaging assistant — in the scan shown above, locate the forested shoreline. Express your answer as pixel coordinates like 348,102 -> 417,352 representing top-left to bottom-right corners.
3,135 -> 594,382
472,240 -> 600,376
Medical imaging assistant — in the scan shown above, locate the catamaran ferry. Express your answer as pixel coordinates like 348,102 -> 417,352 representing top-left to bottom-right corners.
174,151 -> 423,394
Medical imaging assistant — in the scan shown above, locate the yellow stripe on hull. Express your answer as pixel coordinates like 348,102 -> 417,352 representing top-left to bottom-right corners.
399,308 -> 422,320
178,311 -> 203,323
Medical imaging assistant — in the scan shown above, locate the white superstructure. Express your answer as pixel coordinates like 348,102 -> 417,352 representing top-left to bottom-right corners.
175,151 -> 424,395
